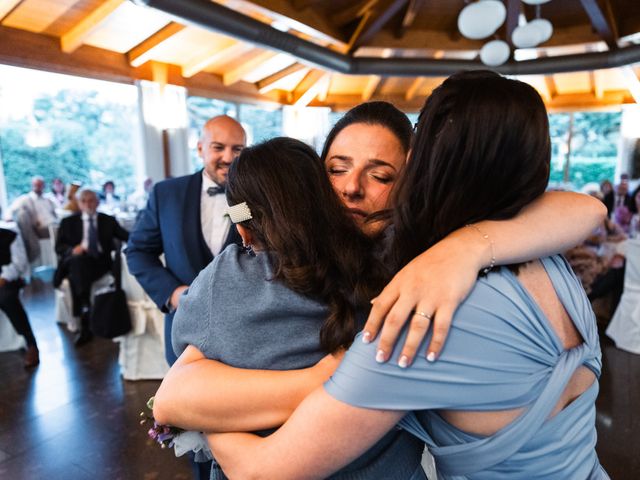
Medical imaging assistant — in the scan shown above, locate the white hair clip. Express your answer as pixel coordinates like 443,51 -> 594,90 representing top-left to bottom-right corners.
226,202 -> 253,223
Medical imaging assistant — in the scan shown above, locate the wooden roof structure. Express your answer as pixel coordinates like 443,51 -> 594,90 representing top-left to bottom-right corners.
0,0 -> 639,111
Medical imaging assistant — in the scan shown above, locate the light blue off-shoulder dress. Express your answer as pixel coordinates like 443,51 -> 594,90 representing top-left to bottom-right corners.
326,255 -> 609,479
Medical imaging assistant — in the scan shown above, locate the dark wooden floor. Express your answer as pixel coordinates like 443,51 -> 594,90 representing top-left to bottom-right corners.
0,280 -> 638,479
0,279 -> 191,480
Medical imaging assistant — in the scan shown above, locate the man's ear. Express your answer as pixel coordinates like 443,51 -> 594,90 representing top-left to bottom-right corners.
236,224 -> 254,247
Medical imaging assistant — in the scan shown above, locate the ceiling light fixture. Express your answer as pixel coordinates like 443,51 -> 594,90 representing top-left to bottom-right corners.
457,0 -> 554,67
458,0 -> 507,40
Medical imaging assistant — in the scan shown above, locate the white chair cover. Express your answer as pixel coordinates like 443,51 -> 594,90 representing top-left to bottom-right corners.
55,275 -> 113,332
607,239 -> 640,354
0,310 -> 25,352
37,237 -> 56,269
115,253 -> 168,380
46,223 -> 59,268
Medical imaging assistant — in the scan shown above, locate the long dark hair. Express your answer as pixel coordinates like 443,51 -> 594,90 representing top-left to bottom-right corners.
226,137 -> 386,353
389,70 -> 551,270
320,101 -> 413,162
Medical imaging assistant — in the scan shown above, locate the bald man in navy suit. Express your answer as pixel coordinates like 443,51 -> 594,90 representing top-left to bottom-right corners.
127,116 -> 246,366
127,116 -> 245,480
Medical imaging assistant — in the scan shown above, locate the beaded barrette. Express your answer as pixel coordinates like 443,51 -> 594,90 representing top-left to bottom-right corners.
226,202 -> 253,223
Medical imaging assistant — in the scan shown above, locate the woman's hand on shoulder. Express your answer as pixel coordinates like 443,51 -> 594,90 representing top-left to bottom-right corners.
362,227 -> 486,367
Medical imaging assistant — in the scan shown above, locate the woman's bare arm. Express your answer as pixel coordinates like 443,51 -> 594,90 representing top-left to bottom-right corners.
152,345 -> 341,432
364,191 -> 606,366
208,387 -> 404,480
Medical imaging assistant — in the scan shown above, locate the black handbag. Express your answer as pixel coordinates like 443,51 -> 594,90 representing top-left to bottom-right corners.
90,249 -> 132,338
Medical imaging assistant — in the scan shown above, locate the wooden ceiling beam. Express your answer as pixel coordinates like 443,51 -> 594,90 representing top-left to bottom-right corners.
0,0 -> 22,22
578,0 -> 619,50
257,62 -> 307,93
223,50 -> 278,86
545,90 -> 633,111
349,0 -> 409,53
232,0 -> 343,46
346,11 -> 373,52
310,93 -> 424,112
593,70 -> 605,99
0,25 -> 279,106
317,74 -> 331,102
362,75 -> 381,101
182,40 -> 246,78
331,0 -> 378,27
314,90 -> 636,112
127,22 -> 185,68
405,77 -> 425,101
588,70 -> 597,97
292,69 -> 328,106
0,24 -> 141,84
544,74 -> 558,100
396,0 -> 425,38
60,0 -> 124,53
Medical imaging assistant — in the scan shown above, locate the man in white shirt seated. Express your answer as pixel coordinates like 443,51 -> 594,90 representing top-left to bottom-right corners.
9,176 -> 57,263
0,218 -> 39,367
53,189 -> 129,346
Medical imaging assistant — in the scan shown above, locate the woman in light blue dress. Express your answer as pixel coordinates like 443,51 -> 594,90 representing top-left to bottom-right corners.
205,71 -> 609,479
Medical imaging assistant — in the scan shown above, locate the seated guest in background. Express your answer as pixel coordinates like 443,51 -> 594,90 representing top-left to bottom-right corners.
63,182 -> 82,214
0,213 -> 39,367
98,180 -> 121,213
623,173 -> 638,214
128,177 -> 153,212
53,189 -> 129,346
9,176 -> 57,263
566,210 -> 626,321
47,177 -> 66,207
566,244 -> 624,320
600,179 -> 613,208
605,173 -> 634,221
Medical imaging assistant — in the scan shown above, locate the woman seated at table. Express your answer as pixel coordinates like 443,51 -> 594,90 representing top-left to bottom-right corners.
206,71 -> 608,479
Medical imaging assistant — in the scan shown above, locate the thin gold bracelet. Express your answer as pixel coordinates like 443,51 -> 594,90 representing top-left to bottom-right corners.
465,224 -> 496,275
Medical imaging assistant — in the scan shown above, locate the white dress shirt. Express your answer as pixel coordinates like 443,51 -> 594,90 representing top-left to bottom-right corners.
200,172 -> 231,256
0,222 -> 29,281
10,192 -> 57,228
81,212 -> 102,253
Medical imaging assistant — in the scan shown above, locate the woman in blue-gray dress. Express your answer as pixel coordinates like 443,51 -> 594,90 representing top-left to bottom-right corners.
206,71 -> 609,479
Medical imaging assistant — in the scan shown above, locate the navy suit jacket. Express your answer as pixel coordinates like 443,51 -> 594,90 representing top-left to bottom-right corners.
126,171 -> 241,363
